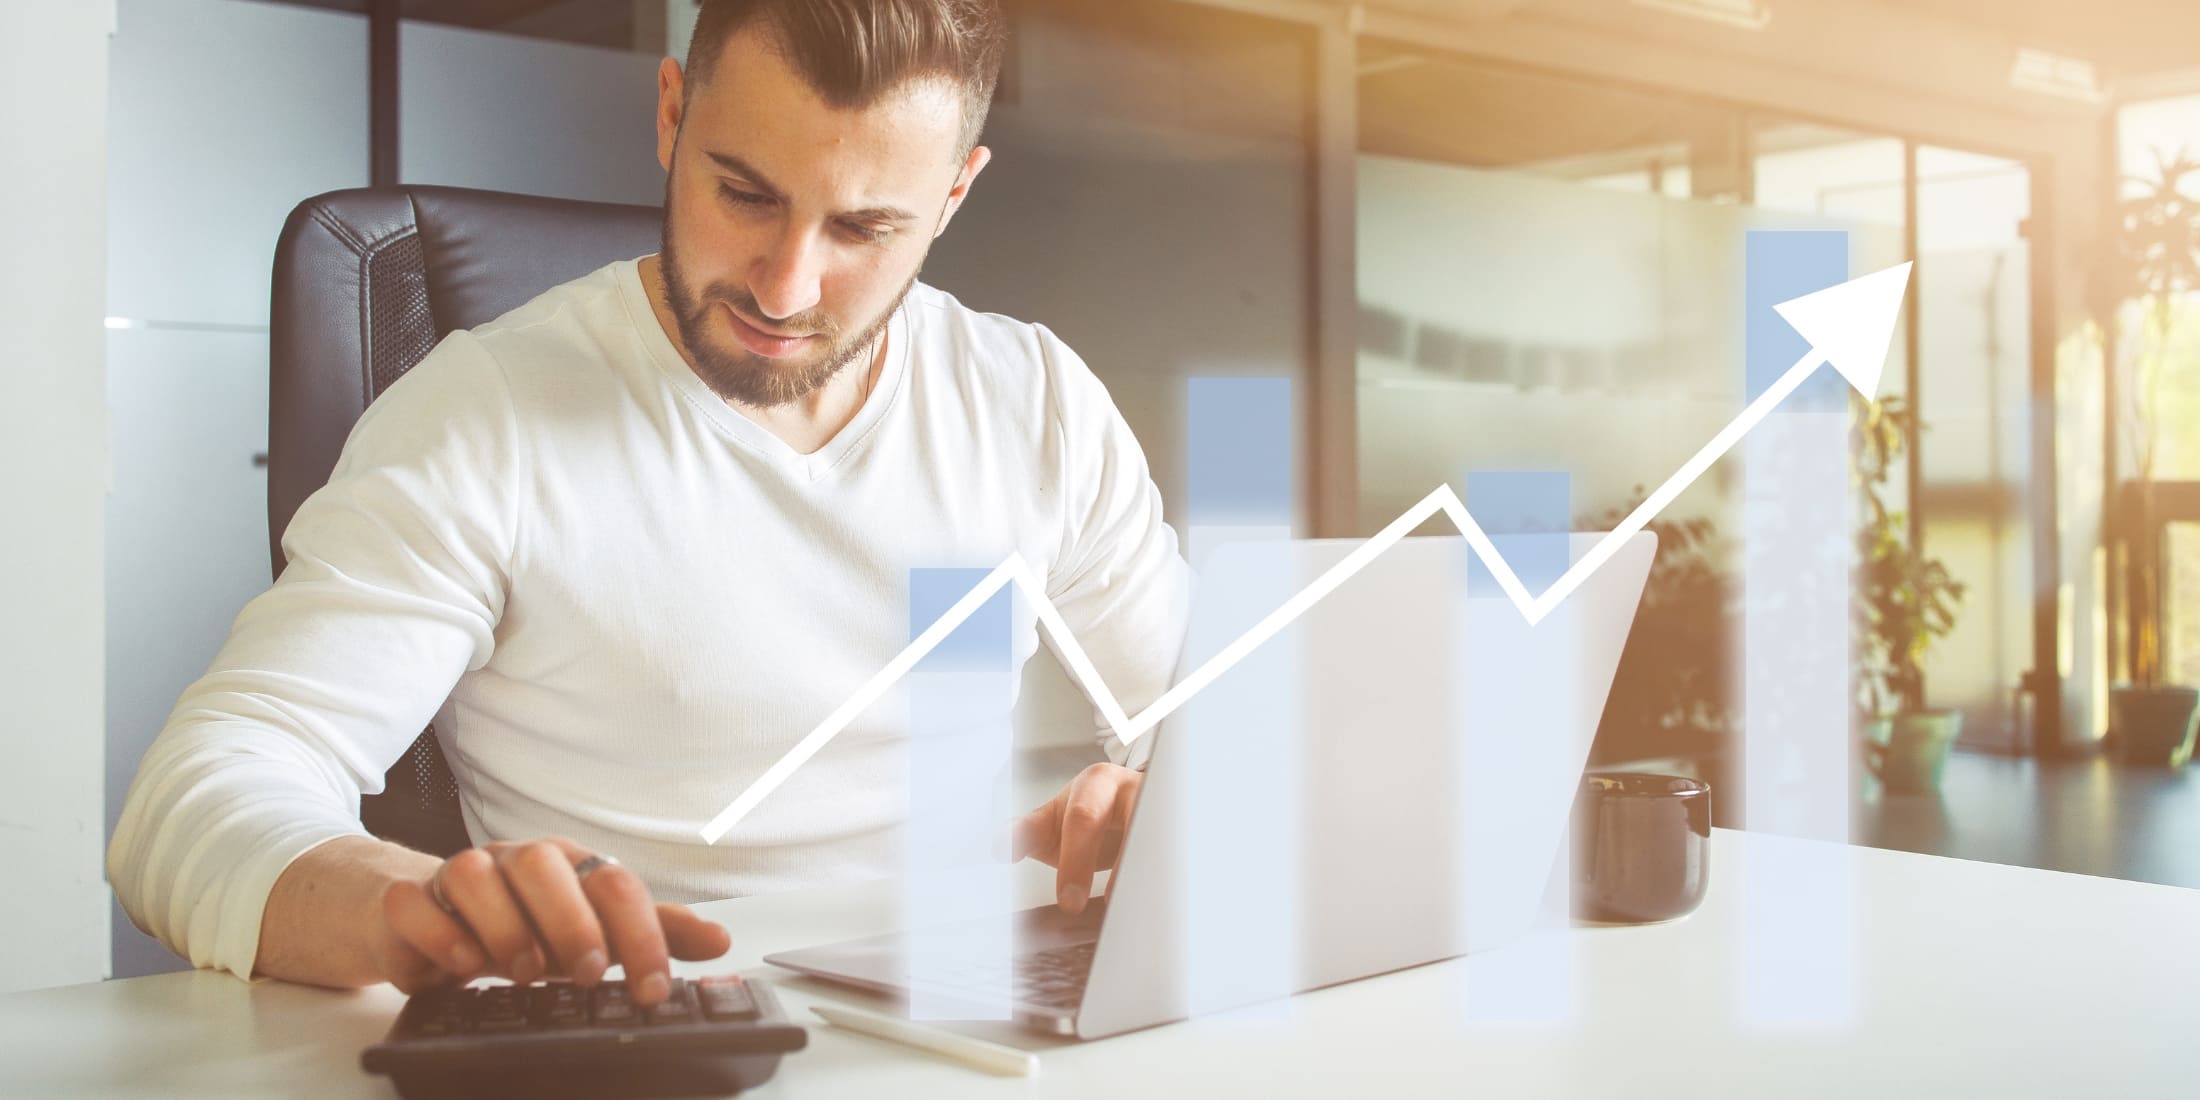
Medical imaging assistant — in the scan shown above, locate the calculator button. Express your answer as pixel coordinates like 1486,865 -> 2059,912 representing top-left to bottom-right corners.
414,992 -> 473,1037
592,982 -> 638,1025
697,976 -> 760,1020
532,983 -> 590,1028
643,980 -> 696,1025
471,985 -> 527,1032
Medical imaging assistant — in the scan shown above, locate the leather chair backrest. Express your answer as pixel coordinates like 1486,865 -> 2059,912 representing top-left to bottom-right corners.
269,185 -> 663,856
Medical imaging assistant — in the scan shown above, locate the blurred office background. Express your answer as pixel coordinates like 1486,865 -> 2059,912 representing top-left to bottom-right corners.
6,0 -> 2199,988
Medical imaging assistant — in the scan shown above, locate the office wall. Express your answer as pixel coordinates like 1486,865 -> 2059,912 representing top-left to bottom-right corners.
0,0 -> 114,993
1357,158 -> 1908,511
1355,152 -> 1908,515
103,0 -> 370,980
400,20 -> 665,206
1358,154 -> 1745,531
666,0 -> 699,64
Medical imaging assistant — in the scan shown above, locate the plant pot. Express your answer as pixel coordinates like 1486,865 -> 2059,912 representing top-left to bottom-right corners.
2109,685 -> 2200,769
1863,710 -> 1962,794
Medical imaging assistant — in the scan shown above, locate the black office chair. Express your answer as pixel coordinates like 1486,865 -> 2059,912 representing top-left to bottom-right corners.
269,185 -> 663,858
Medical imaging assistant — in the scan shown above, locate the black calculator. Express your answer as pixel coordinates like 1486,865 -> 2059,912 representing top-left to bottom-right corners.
361,974 -> 806,1099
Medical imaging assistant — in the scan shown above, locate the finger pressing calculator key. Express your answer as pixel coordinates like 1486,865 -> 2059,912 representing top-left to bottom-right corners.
361,975 -> 806,1100
698,974 -> 761,1020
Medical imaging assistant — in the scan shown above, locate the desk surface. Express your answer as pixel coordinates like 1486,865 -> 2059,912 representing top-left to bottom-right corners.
7,829 -> 2196,1099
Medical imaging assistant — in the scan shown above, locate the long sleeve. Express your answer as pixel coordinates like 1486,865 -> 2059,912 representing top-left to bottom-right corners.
106,329 -> 523,981
1035,329 -> 1193,772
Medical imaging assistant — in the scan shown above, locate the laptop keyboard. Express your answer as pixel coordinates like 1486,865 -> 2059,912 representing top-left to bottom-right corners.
922,941 -> 1098,1010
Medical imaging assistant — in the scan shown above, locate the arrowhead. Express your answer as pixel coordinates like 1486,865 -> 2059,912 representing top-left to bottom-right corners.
1771,261 -> 1912,398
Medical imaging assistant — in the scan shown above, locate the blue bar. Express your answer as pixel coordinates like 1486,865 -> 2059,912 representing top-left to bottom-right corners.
1456,471 -> 1578,1026
905,567 -> 1016,1021
1745,230 -> 1849,410
1188,377 -> 1294,529
1183,376 -> 1298,1022
1465,470 -> 1570,595
912,567 -> 1011,665
1739,229 -> 1856,1029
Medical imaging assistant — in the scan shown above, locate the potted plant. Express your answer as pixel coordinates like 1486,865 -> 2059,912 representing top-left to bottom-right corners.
2094,147 -> 2200,768
1853,393 -> 1967,793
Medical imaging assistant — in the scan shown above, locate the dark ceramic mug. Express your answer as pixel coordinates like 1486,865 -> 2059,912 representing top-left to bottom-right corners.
1570,772 -> 1711,925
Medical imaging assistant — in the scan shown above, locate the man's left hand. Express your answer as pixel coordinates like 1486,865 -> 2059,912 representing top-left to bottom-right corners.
1010,762 -> 1143,915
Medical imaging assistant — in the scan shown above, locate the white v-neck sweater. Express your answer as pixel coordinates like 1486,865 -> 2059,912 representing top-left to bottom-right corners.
107,259 -> 1191,981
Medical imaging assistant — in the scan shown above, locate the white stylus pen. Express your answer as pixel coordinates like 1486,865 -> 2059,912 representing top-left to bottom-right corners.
811,1004 -> 1041,1077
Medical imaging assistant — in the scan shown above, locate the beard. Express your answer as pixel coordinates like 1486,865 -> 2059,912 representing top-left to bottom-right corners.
658,182 -> 918,410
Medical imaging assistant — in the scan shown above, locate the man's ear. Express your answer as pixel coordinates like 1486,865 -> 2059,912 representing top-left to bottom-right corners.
933,145 -> 993,239
655,57 -> 686,173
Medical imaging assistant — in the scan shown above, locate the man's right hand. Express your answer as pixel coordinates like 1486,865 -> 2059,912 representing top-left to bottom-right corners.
371,837 -> 730,1006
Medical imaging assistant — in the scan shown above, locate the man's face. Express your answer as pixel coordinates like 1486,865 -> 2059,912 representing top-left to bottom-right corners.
652,28 -> 989,408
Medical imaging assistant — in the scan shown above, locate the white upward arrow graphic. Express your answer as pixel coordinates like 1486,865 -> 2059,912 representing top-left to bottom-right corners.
698,261 -> 1913,843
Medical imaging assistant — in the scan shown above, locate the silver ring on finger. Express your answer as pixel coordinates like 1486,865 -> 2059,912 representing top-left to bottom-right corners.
427,868 -> 462,918
571,853 -> 619,881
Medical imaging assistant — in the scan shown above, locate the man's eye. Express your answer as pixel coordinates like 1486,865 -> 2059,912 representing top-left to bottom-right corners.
840,222 -> 891,244
718,184 -> 772,208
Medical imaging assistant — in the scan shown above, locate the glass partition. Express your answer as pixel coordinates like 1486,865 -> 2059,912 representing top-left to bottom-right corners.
1356,49 -> 1915,805
2116,94 -> 2200,702
1908,146 -> 2034,751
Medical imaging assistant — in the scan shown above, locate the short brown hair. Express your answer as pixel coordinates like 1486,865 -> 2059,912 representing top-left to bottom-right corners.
683,0 -> 1009,156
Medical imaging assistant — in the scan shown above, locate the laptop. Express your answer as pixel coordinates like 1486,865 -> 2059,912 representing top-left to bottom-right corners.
766,531 -> 1657,1040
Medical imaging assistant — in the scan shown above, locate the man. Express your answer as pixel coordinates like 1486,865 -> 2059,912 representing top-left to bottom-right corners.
107,0 -> 1189,1009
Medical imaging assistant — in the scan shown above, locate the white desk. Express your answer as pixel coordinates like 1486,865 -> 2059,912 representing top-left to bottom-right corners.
6,829 -> 2196,1098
